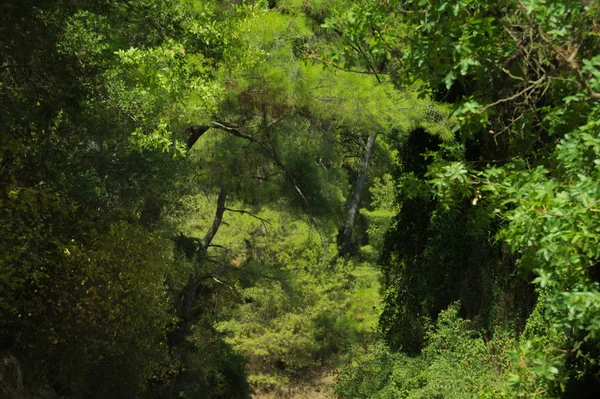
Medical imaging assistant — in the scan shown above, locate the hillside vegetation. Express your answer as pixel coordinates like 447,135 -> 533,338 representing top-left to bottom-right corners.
1,1 -> 600,398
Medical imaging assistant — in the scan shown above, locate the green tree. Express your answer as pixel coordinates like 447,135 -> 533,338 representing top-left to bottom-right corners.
325,0 -> 600,396
0,1 -> 233,397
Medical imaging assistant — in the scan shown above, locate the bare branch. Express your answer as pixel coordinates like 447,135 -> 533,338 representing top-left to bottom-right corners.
212,276 -> 238,293
478,76 -> 546,114
224,207 -> 271,232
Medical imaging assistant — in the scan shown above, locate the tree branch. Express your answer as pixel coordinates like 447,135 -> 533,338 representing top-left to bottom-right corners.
201,187 -> 228,250
478,76 -> 546,114
224,207 -> 271,232
303,51 -> 397,78
210,120 -> 324,242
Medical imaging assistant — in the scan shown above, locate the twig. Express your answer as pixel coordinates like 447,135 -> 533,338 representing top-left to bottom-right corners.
572,332 -> 591,353
304,51 -> 397,77
224,207 -> 271,232
478,76 -> 546,114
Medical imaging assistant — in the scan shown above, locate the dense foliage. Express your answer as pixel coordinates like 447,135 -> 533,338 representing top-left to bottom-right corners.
1,0 -> 600,398
325,0 -> 600,397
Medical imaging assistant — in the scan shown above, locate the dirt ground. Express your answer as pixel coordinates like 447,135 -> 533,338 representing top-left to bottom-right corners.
252,367 -> 338,399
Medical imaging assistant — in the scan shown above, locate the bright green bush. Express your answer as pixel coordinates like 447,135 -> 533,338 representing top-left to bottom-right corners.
213,212 -> 382,392
335,303 -> 514,399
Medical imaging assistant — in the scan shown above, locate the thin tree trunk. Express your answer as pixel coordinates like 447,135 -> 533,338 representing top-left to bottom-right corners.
339,133 -> 378,258
201,188 -> 227,251
166,187 -> 227,399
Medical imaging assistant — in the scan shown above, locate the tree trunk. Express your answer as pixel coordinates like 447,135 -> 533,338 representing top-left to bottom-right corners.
338,133 -> 378,258
166,187 -> 227,399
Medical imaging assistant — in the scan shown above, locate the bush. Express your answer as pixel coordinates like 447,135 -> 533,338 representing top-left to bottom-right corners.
335,303 -> 514,399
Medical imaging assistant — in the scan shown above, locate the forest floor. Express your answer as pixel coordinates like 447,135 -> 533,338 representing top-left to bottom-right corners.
252,366 -> 337,399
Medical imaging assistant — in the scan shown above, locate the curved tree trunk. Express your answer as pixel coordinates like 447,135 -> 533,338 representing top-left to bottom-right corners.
338,132 -> 378,258
167,187 -> 227,399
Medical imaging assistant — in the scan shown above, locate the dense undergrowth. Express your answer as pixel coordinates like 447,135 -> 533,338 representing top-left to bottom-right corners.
2,0 -> 600,398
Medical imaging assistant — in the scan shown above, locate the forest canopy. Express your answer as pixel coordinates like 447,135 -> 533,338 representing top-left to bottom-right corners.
1,1 -> 600,398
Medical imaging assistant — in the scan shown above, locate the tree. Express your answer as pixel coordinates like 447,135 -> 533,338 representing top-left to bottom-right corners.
0,0 -> 226,396
166,1 -> 444,395
325,0 -> 600,395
